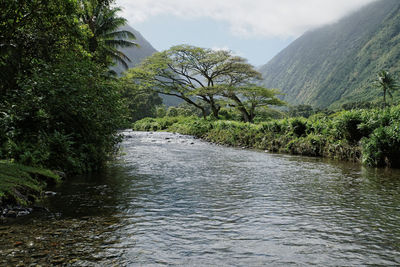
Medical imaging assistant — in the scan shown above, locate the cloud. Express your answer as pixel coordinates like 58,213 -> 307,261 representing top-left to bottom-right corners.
115,0 -> 377,38
211,46 -> 231,52
211,46 -> 244,57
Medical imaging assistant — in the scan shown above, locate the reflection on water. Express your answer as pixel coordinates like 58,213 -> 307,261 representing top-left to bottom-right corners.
1,131 -> 400,266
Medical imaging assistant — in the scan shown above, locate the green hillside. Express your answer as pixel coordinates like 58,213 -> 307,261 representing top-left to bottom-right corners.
260,0 -> 400,108
112,25 -> 157,74
112,25 -> 181,106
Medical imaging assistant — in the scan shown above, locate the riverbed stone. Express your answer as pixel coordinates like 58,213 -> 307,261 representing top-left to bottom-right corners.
44,191 -> 57,196
51,257 -> 66,264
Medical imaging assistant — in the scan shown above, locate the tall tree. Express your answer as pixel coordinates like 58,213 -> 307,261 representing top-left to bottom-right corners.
81,0 -> 137,69
375,70 -> 399,108
127,45 -> 270,119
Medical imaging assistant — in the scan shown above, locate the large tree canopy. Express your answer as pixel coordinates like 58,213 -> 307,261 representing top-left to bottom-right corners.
127,45 -> 284,121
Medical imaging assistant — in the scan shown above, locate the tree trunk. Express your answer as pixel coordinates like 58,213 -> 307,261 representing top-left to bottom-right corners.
89,37 -> 98,53
239,107 -> 251,122
383,88 -> 386,108
225,93 -> 251,122
209,96 -> 220,119
248,105 -> 256,123
180,94 -> 207,119
200,108 -> 207,119
157,92 -> 207,119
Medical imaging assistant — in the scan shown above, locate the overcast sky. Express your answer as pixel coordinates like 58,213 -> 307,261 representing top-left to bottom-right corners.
115,0 -> 377,66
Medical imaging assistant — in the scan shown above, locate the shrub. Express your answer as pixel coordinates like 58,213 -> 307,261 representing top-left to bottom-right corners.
0,161 -> 60,206
1,55 -> 127,173
289,118 -> 307,137
133,104 -> 400,168
333,110 -> 367,144
362,124 -> 400,168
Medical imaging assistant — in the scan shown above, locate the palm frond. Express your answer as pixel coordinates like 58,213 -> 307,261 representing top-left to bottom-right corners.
105,47 -> 131,69
105,39 -> 138,48
82,1 -> 138,69
105,30 -> 136,40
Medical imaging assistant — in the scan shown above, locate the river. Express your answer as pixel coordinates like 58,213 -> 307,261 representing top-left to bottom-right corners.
1,131 -> 400,266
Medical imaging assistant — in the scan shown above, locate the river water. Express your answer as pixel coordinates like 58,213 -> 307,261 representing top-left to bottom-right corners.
1,131 -> 400,266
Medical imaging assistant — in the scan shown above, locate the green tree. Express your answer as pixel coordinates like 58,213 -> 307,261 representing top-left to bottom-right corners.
127,45 -> 265,119
289,104 -> 314,118
119,77 -> 162,122
126,47 -> 209,118
0,0 -> 86,95
220,85 -> 285,122
375,70 -> 399,108
3,52 -> 127,172
81,0 -> 137,69
0,0 -> 128,173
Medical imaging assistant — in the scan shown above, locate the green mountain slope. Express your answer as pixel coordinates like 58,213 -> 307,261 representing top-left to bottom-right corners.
112,25 -> 181,106
112,25 -> 157,74
260,0 -> 400,108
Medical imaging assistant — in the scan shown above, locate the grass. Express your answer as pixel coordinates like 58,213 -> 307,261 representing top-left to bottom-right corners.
0,160 -> 61,206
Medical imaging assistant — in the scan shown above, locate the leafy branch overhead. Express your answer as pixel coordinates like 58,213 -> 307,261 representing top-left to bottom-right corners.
126,44 -> 285,122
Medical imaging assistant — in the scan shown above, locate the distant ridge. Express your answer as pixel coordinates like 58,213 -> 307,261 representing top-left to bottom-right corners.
260,0 -> 400,108
112,25 -> 157,75
113,25 -> 181,106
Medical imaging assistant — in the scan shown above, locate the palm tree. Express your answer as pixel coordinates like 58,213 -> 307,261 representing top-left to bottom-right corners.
375,70 -> 399,108
81,0 -> 138,69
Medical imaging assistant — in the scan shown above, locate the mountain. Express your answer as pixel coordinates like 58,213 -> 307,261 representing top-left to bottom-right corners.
113,25 -> 181,106
259,0 -> 400,108
112,25 -> 157,74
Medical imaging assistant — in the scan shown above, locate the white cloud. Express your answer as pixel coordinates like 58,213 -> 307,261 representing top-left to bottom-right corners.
211,46 -> 231,52
115,0 -> 377,38
211,46 -> 244,57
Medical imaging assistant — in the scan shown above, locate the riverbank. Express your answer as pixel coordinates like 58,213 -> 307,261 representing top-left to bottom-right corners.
133,105 -> 400,168
0,161 -> 61,218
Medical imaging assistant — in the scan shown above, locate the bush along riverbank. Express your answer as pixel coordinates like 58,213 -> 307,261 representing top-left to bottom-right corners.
1,1 -> 132,217
0,161 -> 61,218
133,105 -> 400,168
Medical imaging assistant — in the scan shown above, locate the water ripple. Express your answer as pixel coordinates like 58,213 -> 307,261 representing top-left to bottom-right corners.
2,131 -> 400,266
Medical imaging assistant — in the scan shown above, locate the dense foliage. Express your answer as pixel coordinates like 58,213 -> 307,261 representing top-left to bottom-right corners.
133,105 -> 400,168
0,0 -> 132,175
119,76 -> 163,122
0,161 -> 60,206
260,0 -> 400,108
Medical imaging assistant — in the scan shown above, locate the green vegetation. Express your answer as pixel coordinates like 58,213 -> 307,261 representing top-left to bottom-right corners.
133,104 -> 400,168
0,161 -> 60,206
260,0 -> 400,108
111,25 -> 159,75
375,70 -> 399,108
0,0 -> 146,206
0,0 -> 130,174
81,0 -> 137,69
2,0 -> 400,209
126,44 -> 284,122
119,75 -> 163,122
